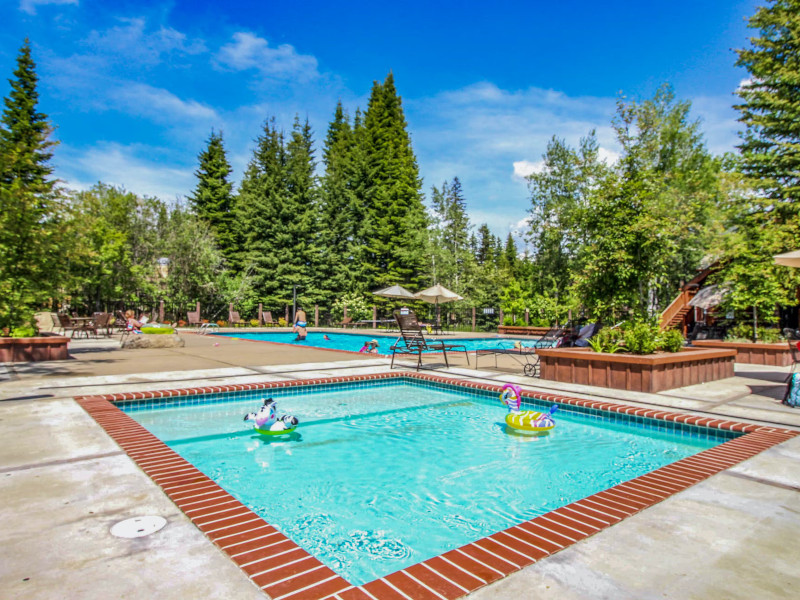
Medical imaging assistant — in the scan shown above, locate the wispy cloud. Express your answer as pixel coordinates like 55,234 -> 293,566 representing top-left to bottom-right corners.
59,142 -> 194,202
109,83 -> 218,124
84,17 -> 206,66
214,32 -> 319,82
19,0 -> 77,16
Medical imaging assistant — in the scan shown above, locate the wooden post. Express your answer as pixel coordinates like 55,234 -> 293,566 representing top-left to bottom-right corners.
373,305 -> 377,328
344,305 -> 348,319
314,304 -> 319,327
499,309 -> 504,329
525,308 -> 529,326
196,301 -> 201,321
472,307 -> 476,332
159,300 -> 164,323
229,302 -> 233,322
285,305 -> 289,324
258,303 -> 263,326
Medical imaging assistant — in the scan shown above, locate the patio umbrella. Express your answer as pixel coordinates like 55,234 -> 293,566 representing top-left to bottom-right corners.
688,285 -> 729,310
372,284 -> 416,299
774,250 -> 800,268
414,284 -> 463,324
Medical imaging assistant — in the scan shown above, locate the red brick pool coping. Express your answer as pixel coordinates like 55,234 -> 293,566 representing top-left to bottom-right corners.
76,371 -> 798,600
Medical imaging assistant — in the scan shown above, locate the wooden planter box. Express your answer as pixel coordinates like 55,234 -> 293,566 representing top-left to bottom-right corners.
0,334 -> 70,362
497,326 -> 550,336
691,340 -> 792,366
537,346 -> 736,393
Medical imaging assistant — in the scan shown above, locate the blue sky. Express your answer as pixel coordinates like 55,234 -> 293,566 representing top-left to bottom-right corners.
2,0 -> 759,240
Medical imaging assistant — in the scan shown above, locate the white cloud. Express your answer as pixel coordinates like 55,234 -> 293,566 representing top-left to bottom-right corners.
58,142 -> 194,202
512,160 -> 544,179
84,17 -> 206,66
215,32 -> 319,81
109,83 -> 218,124
597,146 -> 620,165
19,0 -> 77,15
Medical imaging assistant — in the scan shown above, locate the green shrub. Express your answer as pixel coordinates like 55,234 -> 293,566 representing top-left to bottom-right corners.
757,327 -> 781,343
623,322 -> 659,355
726,322 -> 754,341
588,328 -> 624,353
503,315 -> 515,325
10,324 -> 37,338
141,327 -> 175,335
658,329 -> 685,353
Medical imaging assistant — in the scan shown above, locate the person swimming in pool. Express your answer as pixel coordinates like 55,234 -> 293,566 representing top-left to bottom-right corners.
293,308 -> 307,341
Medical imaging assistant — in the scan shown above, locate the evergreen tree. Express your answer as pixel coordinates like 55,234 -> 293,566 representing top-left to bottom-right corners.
281,116 -> 320,306
319,102 -> 369,296
0,39 -> 62,332
475,224 -> 494,266
503,233 -> 518,274
361,73 -> 428,290
429,177 -> 476,296
734,0 -> 800,202
190,130 -> 237,262
237,118 -> 287,303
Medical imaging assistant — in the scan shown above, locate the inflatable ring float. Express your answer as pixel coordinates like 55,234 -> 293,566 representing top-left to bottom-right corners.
500,383 -> 557,433
244,398 -> 299,436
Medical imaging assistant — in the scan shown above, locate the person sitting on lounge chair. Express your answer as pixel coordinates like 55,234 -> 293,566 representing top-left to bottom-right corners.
125,310 -> 143,334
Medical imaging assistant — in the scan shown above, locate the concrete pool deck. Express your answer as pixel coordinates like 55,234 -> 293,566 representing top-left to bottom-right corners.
1,329 -> 799,599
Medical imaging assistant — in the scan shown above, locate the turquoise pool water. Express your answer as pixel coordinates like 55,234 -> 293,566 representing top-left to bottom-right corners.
215,330 -> 526,352
124,380 -> 727,585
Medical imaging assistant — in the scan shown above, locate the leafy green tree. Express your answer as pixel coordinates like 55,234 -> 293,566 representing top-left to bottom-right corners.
0,39 -> 62,332
575,86 -> 721,320
190,130 -> 237,262
361,73 -> 429,290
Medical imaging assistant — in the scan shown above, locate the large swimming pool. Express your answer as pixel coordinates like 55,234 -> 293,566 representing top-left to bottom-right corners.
123,377 -> 730,585
215,330 -> 528,353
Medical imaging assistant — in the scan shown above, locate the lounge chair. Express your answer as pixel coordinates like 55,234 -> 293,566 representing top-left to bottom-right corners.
92,312 -> 112,337
340,316 -> 353,328
475,342 -> 540,377
57,314 -> 95,338
531,326 -> 566,348
187,310 -> 201,327
390,310 -> 469,370
262,311 -> 277,327
229,310 -> 246,327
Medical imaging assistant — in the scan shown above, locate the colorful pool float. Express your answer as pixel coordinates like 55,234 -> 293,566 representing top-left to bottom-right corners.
500,383 -> 557,432
244,398 -> 299,435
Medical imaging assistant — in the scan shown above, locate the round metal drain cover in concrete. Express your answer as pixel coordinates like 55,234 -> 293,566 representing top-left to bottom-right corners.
110,516 -> 167,538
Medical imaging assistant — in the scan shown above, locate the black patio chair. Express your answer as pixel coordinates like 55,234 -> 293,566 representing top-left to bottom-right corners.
390,310 -> 469,370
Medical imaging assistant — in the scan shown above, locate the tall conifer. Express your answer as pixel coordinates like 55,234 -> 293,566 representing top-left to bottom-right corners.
0,39 -> 61,331
361,73 -> 428,290
735,0 -> 800,202
237,118 -> 286,302
190,130 -> 237,262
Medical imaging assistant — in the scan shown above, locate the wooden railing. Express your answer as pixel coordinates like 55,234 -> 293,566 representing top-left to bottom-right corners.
659,290 -> 695,330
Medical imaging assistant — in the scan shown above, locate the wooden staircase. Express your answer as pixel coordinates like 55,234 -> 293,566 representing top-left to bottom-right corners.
659,289 -> 697,331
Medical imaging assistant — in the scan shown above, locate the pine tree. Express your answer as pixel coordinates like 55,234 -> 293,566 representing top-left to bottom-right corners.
319,102 -> 368,296
190,130 -> 237,262
735,0 -> 800,202
281,116 -> 319,306
0,39 -> 61,332
361,73 -> 428,290
237,118 -> 287,303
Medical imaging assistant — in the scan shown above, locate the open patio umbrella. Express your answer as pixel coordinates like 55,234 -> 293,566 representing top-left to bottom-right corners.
688,285 -> 729,310
372,284 -> 416,299
774,250 -> 800,268
414,284 -> 463,326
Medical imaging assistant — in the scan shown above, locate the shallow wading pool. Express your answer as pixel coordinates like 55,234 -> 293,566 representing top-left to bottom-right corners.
77,373 -> 797,599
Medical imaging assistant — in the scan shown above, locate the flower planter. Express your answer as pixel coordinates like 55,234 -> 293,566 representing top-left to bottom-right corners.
691,340 -> 792,367
0,334 -> 70,362
497,326 -> 551,336
537,346 -> 736,393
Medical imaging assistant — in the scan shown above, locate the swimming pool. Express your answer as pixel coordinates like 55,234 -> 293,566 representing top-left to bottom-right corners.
122,377 -> 728,585
215,330 -> 527,353
79,372 -> 794,599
